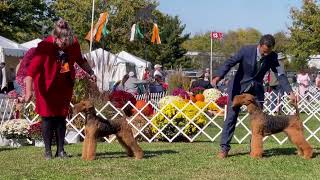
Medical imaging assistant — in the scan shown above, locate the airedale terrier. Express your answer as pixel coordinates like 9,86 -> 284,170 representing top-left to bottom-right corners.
232,93 -> 313,159
73,100 -> 144,160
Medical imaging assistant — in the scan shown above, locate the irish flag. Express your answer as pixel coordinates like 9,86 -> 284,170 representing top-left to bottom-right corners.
85,12 -> 109,42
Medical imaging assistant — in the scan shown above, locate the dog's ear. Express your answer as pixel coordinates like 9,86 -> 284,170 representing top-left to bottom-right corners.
232,95 -> 242,108
243,94 -> 256,105
73,101 -> 94,113
73,102 -> 83,114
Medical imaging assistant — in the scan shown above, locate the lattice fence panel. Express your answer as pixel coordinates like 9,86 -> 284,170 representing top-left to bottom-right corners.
1,88 -> 320,145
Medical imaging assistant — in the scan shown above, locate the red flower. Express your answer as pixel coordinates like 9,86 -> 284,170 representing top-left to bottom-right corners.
172,88 -> 189,99
28,121 -> 42,140
109,90 -> 137,117
215,96 -> 228,107
162,83 -> 169,90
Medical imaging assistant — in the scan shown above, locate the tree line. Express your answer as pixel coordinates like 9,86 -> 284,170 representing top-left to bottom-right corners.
1,0 -> 319,71
0,0 -> 190,69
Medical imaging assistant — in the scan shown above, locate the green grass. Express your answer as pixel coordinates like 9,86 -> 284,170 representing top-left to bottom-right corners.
0,141 -> 320,180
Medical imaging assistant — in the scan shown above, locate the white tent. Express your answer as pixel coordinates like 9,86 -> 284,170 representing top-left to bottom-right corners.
117,51 -> 151,79
83,48 -> 136,91
0,36 -> 27,89
21,38 -> 42,49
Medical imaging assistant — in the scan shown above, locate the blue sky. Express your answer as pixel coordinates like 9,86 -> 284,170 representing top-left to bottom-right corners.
158,0 -> 303,35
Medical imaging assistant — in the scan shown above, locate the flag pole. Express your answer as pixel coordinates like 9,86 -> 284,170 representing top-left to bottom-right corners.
89,0 -> 95,53
210,32 -> 213,82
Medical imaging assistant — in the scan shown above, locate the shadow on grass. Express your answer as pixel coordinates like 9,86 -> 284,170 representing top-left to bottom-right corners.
0,147 -> 17,152
263,147 -> 297,157
228,147 -> 320,158
74,149 -> 179,159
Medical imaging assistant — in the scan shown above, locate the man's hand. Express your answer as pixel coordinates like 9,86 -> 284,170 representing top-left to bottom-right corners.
211,76 -> 221,87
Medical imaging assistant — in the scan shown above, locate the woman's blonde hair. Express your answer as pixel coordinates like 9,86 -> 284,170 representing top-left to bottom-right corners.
52,18 -> 74,47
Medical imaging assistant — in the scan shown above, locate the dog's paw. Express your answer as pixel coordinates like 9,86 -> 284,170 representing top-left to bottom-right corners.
250,152 -> 262,159
134,151 -> 144,160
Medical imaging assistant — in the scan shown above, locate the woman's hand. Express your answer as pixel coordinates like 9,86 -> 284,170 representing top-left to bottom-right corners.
24,90 -> 32,103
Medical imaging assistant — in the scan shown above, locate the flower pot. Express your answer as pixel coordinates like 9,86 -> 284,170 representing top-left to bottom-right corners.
34,139 -> 45,147
9,138 -> 27,148
0,135 -> 9,146
65,130 -> 80,144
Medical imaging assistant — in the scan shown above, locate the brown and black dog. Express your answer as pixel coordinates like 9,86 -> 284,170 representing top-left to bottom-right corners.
73,100 -> 144,160
232,93 -> 313,159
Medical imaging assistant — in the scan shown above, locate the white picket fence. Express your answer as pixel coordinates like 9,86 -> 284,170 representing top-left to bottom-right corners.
1,86 -> 320,145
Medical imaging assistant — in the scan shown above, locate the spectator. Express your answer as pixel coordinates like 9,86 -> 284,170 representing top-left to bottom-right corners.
190,73 -> 212,90
149,74 -> 165,93
0,62 -> 6,93
153,64 -> 166,81
297,69 -> 310,98
113,74 -> 129,92
7,67 -> 16,92
315,73 -> 320,89
143,68 -> 151,81
14,48 -> 37,97
124,71 -> 146,95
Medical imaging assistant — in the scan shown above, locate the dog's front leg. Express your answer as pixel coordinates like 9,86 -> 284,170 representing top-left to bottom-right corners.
250,126 -> 264,158
82,128 -> 88,160
83,126 -> 98,161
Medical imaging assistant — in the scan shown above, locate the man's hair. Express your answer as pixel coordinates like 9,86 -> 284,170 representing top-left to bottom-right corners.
259,34 -> 275,48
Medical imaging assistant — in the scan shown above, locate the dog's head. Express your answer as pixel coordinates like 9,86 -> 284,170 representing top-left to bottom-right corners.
232,93 -> 256,108
73,100 -> 95,114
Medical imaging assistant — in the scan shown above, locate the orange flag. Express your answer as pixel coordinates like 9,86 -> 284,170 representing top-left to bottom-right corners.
151,23 -> 161,44
85,12 -> 108,42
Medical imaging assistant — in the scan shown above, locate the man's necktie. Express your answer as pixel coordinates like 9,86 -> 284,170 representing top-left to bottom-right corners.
256,58 -> 263,73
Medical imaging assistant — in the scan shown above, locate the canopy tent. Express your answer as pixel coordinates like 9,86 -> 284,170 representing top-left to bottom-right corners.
21,38 -> 42,49
116,51 -> 151,79
83,48 -> 136,91
0,36 -> 27,89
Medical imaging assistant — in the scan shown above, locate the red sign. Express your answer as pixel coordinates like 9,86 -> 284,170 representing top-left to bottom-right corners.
210,32 -> 223,40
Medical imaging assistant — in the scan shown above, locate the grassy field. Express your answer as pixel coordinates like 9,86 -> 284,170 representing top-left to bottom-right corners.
0,140 -> 320,180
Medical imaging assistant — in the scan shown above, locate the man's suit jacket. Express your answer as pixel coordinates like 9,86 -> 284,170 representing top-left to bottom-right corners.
217,45 -> 292,99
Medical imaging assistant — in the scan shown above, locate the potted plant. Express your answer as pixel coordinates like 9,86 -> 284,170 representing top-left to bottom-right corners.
28,121 -> 44,147
0,119 -> 30,147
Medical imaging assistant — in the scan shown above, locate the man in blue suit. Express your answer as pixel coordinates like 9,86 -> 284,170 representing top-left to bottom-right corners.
212,34 -> 296,158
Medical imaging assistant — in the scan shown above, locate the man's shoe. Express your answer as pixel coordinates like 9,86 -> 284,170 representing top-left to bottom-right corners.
55,151 -> 69,159
217,151 -> 228,159
44,151 -> 52,160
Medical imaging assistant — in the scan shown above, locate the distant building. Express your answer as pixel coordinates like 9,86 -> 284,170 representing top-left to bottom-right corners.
308,55 -> 320,69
